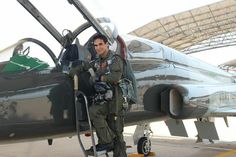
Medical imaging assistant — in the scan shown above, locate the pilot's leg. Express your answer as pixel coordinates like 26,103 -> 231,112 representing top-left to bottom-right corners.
108,90 -> 127,157
89,103 -> 116,145
115,115 -> 127,157
108,112 -> 127,157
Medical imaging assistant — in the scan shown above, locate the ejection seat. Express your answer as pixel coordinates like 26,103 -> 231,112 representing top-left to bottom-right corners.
61,39 -> 95,121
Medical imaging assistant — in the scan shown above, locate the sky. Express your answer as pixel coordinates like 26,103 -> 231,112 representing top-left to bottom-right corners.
0,0 -> 235,66
81,0 -> 221,34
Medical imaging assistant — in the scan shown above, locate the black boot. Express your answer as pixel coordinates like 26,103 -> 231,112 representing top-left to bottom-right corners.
113,139 -> 127,157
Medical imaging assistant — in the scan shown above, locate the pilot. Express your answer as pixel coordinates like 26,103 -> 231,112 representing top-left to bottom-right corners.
86,34 -> 127,157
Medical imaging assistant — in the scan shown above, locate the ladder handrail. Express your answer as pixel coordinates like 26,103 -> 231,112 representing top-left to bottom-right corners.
74,75 -> 88,157
74,75 -> 100,157
76,91 -> 98,157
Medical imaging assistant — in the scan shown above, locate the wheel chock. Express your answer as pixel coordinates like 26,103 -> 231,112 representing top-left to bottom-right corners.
128,154 -> 144,157
128,152 -> 156,157
148,152 -> 156,156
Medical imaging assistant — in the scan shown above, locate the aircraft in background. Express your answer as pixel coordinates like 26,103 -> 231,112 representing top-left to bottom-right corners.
1,0 -> 236,156
219,59 -> 236,78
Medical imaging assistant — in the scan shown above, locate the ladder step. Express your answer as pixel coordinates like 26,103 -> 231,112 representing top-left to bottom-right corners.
97,150 -> 108,156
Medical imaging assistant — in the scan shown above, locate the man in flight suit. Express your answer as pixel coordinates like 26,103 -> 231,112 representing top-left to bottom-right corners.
87,34 -> 127,157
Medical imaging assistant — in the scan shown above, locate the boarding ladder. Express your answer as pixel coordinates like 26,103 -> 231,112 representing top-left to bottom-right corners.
73,75 -> 109,157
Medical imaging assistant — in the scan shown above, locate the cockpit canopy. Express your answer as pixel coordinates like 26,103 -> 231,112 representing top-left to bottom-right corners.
0,0 -> 125,74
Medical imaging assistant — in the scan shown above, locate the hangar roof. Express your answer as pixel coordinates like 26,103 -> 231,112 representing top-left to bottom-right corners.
129,0 -> 236,54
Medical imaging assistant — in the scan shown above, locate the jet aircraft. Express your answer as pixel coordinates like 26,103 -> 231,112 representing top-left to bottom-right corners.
0,0 -> 236,156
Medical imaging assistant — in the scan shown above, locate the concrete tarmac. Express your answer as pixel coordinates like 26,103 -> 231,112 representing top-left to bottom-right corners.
1,134 -> 236,157
2,118 -> 236,157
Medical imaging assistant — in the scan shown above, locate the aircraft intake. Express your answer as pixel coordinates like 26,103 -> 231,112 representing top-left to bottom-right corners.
144,84 -> 184,119
144,83 -> 236,119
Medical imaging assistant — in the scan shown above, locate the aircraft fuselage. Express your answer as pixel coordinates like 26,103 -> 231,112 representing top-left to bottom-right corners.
0,0 -> 236,145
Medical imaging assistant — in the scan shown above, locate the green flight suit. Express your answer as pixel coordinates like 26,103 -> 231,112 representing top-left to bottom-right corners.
89,50 -> 127,157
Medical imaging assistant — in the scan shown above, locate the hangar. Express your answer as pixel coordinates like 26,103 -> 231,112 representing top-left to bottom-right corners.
128,0 -> 236,54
